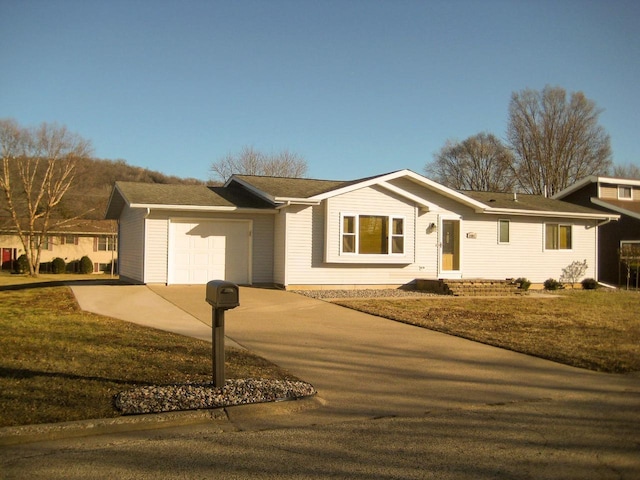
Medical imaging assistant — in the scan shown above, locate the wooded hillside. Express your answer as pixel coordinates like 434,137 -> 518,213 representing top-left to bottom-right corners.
59,158 -> 205,220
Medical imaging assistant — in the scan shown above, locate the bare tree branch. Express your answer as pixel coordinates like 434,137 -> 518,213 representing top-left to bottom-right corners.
209,146 -> 308,182
425,133 -> 516,192
0,119 -> 93,276
507,86 -> 612,196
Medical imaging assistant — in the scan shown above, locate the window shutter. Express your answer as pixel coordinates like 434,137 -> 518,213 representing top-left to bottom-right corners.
93,237 -> 98,252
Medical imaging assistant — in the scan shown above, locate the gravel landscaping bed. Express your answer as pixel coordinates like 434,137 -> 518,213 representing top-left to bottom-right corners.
292,288 -> 437,300
114,379 -> 316,415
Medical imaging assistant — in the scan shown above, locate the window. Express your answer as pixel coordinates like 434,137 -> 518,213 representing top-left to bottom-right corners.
545,224 -> 572,250
498,219 -> 510,244
61,235 -> 78,245
341,214 -> 404,255
97,236 -> 117,251
33,236 -> 53,251
618,186 -> 632,200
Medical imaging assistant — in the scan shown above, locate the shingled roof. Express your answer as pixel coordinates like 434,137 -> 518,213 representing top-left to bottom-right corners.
105,181 -> 273,218
231,175 -> 349,199
461,190 -> 613,216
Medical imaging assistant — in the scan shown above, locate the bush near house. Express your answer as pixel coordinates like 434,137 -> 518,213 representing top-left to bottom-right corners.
544,278 -> 563,291
79,255 -> 93,274
51,257 -> 66,274
581,278 -> 598,290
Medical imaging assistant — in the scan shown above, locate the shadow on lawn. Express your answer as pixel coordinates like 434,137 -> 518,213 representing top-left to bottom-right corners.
0,278 -> 128,291
0,366 -> 148,386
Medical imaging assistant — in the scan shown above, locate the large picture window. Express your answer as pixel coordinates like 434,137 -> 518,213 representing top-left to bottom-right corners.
341,214 -> 404,255
545,223 -> 572,250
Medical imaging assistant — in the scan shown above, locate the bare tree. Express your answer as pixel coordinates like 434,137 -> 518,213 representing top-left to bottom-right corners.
210,146 -> 308,183
612,163 -> 640,179
0,119 -> 93,276
507,85 -> 612,196
425,132 -> 515,192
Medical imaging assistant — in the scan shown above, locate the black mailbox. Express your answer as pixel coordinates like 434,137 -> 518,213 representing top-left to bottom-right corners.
206,280 -> 239,309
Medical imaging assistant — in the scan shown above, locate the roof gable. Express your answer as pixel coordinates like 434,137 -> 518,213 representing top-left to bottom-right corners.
554,175 -> 640,199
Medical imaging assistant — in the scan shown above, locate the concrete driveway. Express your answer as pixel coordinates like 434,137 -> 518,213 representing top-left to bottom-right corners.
2,284 -> 639,479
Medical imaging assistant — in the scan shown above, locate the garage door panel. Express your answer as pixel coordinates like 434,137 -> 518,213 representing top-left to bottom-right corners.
169,220 -> 250,285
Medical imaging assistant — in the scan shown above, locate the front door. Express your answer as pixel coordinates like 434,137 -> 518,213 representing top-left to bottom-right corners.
441,220 -> 460,272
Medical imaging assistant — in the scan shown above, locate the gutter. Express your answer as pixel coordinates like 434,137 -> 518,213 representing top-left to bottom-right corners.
480,207 -> 620,221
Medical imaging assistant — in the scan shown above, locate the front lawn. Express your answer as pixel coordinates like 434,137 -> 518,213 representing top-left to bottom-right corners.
0,284 -> 298,427
334,290 -> 640,373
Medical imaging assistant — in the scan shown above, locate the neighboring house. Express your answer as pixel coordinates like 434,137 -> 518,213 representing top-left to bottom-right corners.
105,170 -> 618,288
554,176 -> 640,285
0,219 -> 118,273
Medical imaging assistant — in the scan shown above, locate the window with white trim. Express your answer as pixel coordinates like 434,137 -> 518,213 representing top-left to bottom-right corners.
97,235 -> 117,251
498,219 -> 510,244
545,223 -> 572,250
341,214 -> 405,255
618,186 -> 632,200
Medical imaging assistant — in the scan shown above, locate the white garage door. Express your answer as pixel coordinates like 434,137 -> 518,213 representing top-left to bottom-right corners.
169,220 -> 251,285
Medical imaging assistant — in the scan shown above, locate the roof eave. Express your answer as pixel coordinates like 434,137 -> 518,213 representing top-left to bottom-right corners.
591,198 -> 640,220
128,204 -> 278,214
481,207 -> 620,220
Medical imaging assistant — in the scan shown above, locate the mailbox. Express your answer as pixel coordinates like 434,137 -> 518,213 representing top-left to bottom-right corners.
206,280 -> 239,310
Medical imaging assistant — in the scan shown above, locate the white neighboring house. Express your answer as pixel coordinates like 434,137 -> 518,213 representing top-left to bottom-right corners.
0,219 -> 118,273
105,170 -> 618,288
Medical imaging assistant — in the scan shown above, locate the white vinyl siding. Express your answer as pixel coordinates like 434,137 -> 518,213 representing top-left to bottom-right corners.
461,215 -> 597,283
118,206 -> 146,283
144,218 -> 169,283
273,211 -> 286,286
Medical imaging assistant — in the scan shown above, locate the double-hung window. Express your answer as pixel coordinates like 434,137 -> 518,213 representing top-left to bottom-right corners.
341,214 -> 404,255
97,236 -> 117,251
545,223 -> 572,250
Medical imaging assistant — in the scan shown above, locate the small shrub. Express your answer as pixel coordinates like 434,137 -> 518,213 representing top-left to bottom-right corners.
51,257 -> 66,274
581,278 -> 599,290
544,278 -> 563,291
560,259 -> 589,288
515,277 -> 531,291
14,254 -> 29,274
79,256 -> 94,274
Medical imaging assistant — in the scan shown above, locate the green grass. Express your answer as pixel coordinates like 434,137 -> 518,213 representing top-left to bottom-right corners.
0,280 -> 298,428
335,289 -> 640,373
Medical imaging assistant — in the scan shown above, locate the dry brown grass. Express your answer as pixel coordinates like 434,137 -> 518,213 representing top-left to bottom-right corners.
0,284 -> 298,427
334,290 -> 640,373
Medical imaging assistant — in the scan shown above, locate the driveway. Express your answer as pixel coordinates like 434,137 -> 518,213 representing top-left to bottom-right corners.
147,285 -> 639,420
2,284 -> 639,479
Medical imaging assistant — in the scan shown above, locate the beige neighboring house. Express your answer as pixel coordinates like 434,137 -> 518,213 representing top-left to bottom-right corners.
105,169 -> 618,288
0,219 -> 118,273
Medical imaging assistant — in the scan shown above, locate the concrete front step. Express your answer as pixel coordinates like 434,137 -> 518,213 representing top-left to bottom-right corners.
415,279 -> 524,296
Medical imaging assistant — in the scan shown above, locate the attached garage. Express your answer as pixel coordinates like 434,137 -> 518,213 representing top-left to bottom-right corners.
168,219 -> 252,285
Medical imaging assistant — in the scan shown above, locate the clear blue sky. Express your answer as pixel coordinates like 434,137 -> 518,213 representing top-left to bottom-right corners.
1,0 -> 638,182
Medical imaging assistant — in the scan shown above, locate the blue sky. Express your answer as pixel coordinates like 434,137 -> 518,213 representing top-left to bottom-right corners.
1,0 -> 638,182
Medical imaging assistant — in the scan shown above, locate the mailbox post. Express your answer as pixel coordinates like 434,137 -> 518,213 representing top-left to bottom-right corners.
205,280 -> 240,387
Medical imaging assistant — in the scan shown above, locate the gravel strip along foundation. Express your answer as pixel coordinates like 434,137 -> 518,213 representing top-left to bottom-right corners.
115,379 -> 316,415
292,289 -> 437,300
